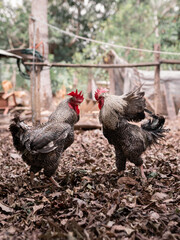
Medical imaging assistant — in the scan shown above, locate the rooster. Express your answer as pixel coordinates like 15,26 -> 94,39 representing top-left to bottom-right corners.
95,88 -> 167,180
9,90 -> 84,187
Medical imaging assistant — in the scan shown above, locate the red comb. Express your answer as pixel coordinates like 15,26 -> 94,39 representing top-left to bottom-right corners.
95,88 -> 108,100
68,89 -> 84,102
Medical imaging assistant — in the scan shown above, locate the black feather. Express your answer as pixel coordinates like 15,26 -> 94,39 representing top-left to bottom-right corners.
9,116 -> 26,152
141,114 -> 169,142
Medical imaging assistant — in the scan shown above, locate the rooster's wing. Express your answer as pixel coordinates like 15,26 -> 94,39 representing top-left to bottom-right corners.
24,123 -> 72,154
122,87 -> 146,122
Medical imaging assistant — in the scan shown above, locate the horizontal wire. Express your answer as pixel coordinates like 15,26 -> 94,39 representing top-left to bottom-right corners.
31,16 -> 180,56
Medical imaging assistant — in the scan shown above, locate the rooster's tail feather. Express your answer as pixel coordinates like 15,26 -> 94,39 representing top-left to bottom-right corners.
141,114 -> 169,143
9,115 -> 28,152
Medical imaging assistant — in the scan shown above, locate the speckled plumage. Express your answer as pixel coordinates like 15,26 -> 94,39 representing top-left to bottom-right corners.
9,97 -> 80,179
96,88 -> 167,173
99,94 -> 127,130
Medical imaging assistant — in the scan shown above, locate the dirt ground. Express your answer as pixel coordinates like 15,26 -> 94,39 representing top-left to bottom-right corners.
0,118 -> 179,240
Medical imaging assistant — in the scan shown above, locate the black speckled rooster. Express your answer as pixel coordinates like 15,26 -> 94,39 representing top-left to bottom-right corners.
95,87 -> 168,180
9,90 -> 84,187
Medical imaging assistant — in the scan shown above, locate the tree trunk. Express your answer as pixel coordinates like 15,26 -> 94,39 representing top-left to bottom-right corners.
29,0 -> 52,110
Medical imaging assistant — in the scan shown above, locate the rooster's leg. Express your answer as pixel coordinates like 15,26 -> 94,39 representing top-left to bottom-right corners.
115,148 -> 126,175
30,167 -> 42,185
49,177 -> 60,187
129,156 -> 146,181
139,165 -> 147,181
30,172 -> 35,185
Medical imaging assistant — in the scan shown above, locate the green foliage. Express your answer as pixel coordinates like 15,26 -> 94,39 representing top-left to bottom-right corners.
0,0 -> 179,93
50,43 -> 109,96
72,43 -> 109,92
0,0 -> 30,49
48,0 -> 120,62
50,65 -> 74,94
0,59 -> 30,91
100,0 -> 180,69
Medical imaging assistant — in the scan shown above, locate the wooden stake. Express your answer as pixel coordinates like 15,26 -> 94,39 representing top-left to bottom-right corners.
33,66 -> 41,125
154,44 -> 162,114
29,19 -> 41,125
29,17 -> 36,125
35,28 -> 41,124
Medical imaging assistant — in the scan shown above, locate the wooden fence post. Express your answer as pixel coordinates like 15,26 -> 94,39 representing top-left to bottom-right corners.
29,18 -> 41,125
35,28 -> 41,125
154,44 -> 163,114
29,17 -> 36,125
163,81 -> 176,120
109,69 -> 115,94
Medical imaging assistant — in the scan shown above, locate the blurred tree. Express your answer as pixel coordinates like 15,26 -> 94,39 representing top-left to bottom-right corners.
0,0 -> 30,49
1,0 -> 179,65
29,0 -> 53,110
0,0 -> 30,90
48,0 -> 121,62
100,0 -> 180,69
0,0 -> 179,96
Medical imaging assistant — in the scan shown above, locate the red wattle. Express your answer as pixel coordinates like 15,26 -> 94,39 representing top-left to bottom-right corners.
75,105 -> 80,115
68,103 -> 80,115
98,103 -> 102,109
98,98 -> 104,109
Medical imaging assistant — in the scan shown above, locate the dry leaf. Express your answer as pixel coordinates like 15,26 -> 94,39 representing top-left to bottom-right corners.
10,153 -> 20,159
0,202 -> 13,213
112,225 -> 134,235
107,221 -> 115,228
117,177 -> 138,186
8,226 -> 16,234
151,192 -> 168,201
33,204 -> 44,214
0,121 -> 179,239
149,211 -> 160,220
107,204 -> 117,217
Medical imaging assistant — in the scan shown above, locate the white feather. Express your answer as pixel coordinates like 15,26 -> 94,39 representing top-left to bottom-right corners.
100,94 -> 127,130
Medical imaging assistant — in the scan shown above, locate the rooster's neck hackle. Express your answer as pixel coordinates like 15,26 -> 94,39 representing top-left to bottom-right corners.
99,94 -> 127,130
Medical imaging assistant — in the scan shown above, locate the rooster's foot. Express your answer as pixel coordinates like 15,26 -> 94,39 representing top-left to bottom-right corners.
139,165 -> 147,182
49,176 -> 60,187
30,172 -> 35,185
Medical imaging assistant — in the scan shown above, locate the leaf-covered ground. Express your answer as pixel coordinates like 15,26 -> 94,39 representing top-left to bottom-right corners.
0,120 -> 179,240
